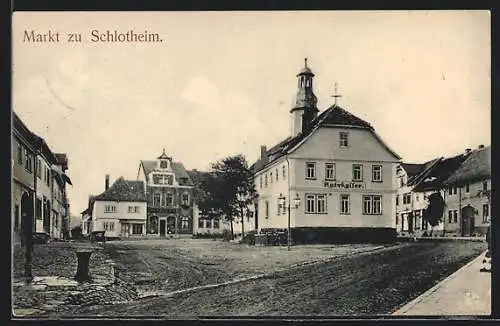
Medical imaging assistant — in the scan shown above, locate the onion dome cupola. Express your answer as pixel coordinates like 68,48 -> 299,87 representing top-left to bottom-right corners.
290,58 -> 319,136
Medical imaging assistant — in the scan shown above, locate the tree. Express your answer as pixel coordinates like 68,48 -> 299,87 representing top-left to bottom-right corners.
198,154 -> 256,241
423,192 -> 446,236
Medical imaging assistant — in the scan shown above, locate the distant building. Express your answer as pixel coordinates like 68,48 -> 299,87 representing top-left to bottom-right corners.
12,112 -> 72,242
443,145 -> 491,237
137,149 -> 195,236
187,169 -> 255,237
82,176 -> 147,238
395,148 -> 478,237
250,59 -> 401,244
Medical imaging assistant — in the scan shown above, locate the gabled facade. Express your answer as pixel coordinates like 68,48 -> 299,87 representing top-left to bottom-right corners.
442,145 -> 491,237
86,176 -> 147,238
137,150 -> 195,236
251,60 -> 401,244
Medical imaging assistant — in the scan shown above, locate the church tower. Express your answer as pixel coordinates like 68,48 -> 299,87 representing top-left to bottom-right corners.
290,58 -> 319,137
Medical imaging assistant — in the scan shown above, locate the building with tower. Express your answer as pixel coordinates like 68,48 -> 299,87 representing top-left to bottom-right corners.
251,59 -> 401,244
137,149 -> 195,236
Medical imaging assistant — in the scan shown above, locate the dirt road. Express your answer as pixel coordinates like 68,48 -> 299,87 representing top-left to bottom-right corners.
55,240 -> 486,317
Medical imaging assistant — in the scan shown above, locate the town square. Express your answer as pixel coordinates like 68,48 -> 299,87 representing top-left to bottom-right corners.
11,11 -> 491,318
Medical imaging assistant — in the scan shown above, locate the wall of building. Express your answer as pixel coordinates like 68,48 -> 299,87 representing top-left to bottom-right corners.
92,200 -> 147,238
444,179 -> 491,236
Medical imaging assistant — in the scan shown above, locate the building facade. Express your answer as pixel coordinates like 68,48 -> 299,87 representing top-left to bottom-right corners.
137,150 -> 195,236
12,112 -> 71,242
83,176 -> 147,238
251,60 -> 401,244
442,145 -> 491,237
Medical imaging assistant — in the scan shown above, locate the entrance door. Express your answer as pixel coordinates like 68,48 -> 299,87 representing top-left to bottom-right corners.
121,223 -> 130,237
21,192 -> 34,244
159,219 -> 166,236
461,205 -> 475,237
407,214 -> 414,233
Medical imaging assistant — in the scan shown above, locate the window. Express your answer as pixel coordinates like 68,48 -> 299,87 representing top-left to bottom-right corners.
128,206 -> 134,213
259,176 -> 262,189
403,193 -> 411,205
339,132 -> 349,147
132,224 -> 143,235
265,174 -> 268,187
448,211 -> 452,223
277,199 -> 281,216
276,169 -> 279,181
453,210 -> 458,223
181,217 -> 188,229
213,218 -> 220,229
270,172 -> 273,183
396,213 -> 399,225
265,201 -> 269,219
206,219 -> 212,229
483,181 -> 488,192
282,165 -> 286,179
400,177 -> 405,188
198,218 -> 204,228
24,150 -> 32,172
465,184 -> 470,193
160,160 -> 168,169
317,195 -> 326,213
448,187 -> 453,195
305,194 -> 316,213
103,221 -> 115,231
306,162 -> 316,179
416,195 -> 419,202
362,195 -> 382,215
166,193 -> 174,206
372,165 -> 382,182
305,194 -> 327,214
17,145 -> 23,165
453,187 -> 457,195
340,194 -> 350,214
104,205 -> 116,213
134,206 -> 140,213
396,195 -> 399,206
483,204 -> 489,223
153,193 -> 161,207
182,194 -> 189,206
46,167 -> 50,186
325,163 -> 336,180
37,159 -> 41,178
352,164 -> 363,181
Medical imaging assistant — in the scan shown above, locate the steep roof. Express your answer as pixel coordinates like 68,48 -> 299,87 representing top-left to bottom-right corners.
93,178 -> 147,202
412,153 -> 471,192
405,157 -> 442,186
443,146 -> 491,186
140,160 -> 194,186
401,163 -> 425,178
251,105 -> 400,173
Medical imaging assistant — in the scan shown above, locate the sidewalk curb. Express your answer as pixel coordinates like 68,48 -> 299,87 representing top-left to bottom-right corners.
392,250 -> 487,315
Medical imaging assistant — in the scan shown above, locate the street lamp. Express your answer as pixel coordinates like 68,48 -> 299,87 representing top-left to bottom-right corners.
278,192 -> 301,250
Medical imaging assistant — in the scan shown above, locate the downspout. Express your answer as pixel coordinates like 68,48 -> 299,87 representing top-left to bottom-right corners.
458,185 -> 462,236
286,155 -> 291,250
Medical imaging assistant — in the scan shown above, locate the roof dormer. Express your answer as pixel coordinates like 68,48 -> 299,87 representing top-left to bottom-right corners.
157,148 -> 172,171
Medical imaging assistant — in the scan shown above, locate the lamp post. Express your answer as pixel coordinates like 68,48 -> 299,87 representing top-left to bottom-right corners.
278,192 -> 301,251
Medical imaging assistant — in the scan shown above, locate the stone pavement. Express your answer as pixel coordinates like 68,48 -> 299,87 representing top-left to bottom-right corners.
393,250 -> 491,316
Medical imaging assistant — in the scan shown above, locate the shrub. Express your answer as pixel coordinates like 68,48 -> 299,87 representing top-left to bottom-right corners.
241,230 -> 257,245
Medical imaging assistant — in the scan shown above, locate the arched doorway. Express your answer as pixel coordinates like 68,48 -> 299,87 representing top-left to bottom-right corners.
20,192 -> 34,245
148,215 -> 159,235
461,205 -> 476,237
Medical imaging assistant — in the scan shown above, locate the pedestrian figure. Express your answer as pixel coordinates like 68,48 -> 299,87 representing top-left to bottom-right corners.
481,226 -> 491,272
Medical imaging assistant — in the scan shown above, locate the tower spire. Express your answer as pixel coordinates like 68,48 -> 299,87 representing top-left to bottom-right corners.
304,57 -> 308,68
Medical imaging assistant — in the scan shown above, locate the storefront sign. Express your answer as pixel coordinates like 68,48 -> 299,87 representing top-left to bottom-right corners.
324,181 -> 365,189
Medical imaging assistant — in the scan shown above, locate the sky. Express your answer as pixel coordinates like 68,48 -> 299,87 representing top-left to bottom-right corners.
12,11 -> 491,217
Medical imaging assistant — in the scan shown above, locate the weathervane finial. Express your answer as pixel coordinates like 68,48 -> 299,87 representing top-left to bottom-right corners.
330,82 -> 343,106
304,57 -> 308,68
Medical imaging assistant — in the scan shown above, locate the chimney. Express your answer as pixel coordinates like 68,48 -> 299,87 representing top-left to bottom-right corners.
478,144 -> 485,149
260,145 -> 267,161
105,174 -> 110,190
465,148 -> 472,154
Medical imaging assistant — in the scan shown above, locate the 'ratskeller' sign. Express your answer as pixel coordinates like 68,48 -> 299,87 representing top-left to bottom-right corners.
324,181 -> 365,189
